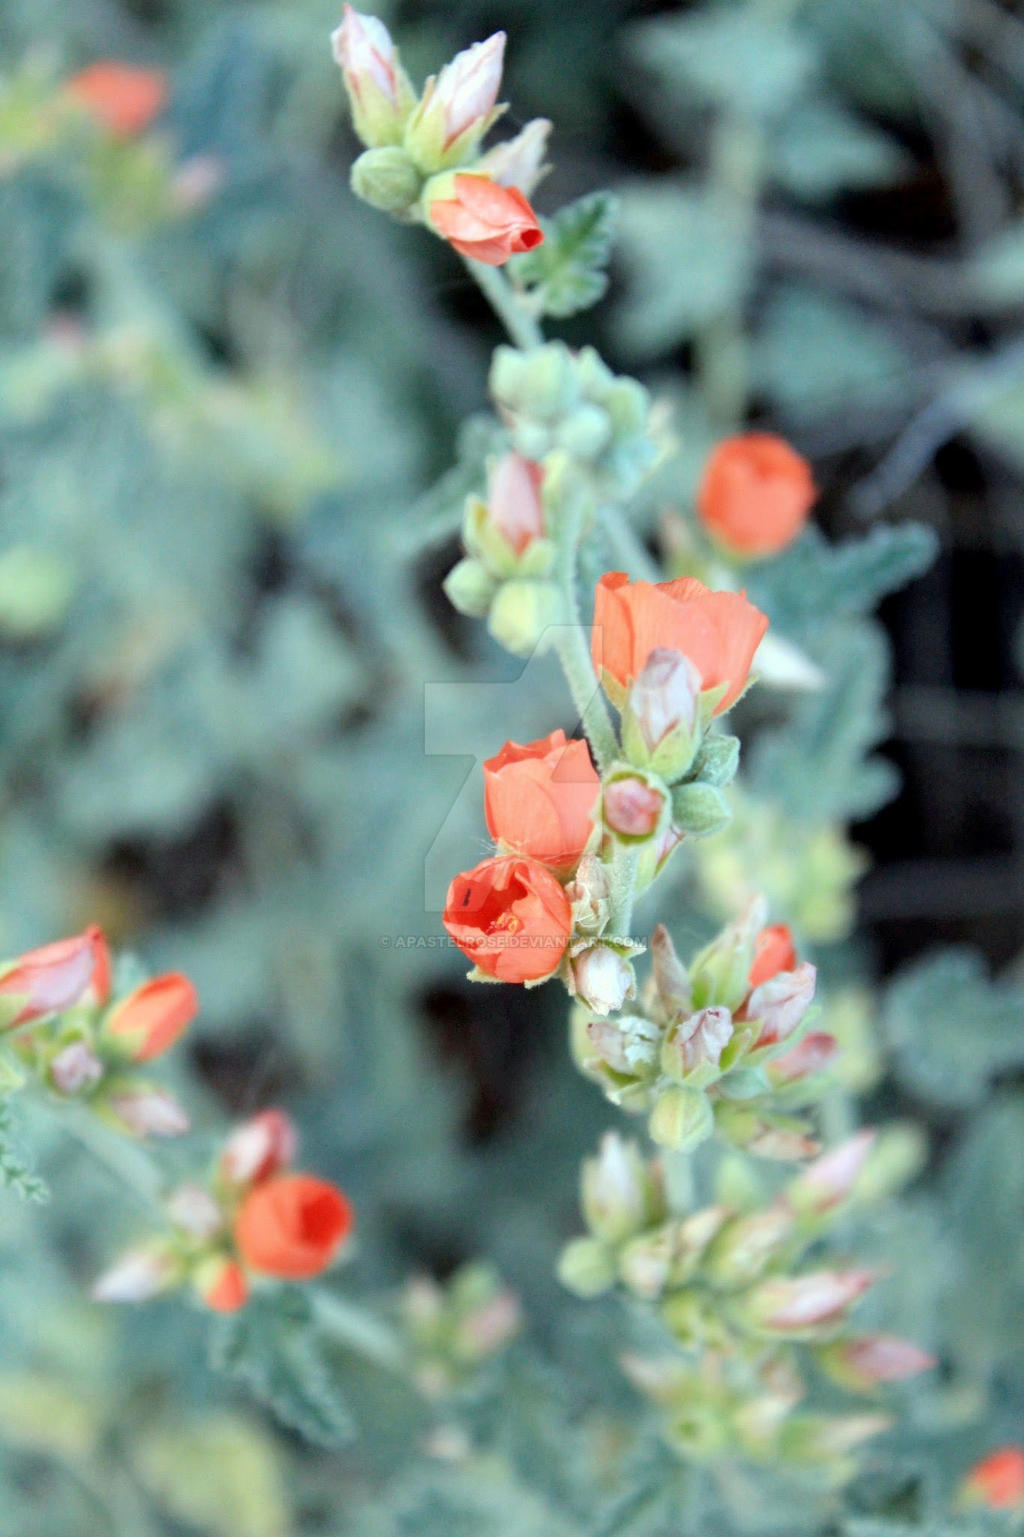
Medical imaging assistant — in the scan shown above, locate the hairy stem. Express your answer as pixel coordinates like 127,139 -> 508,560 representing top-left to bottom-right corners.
462,257 -> 543,350
552,490 -> 620,774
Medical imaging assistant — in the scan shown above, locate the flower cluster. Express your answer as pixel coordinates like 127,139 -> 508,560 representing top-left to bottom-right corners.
95,1108 -> 353,1313
559,1130 -> 932,1468
334,9 -> 546,264
571,901 -> 828,1158
400,1263 -> 522,1399
1,926 -> 195,1136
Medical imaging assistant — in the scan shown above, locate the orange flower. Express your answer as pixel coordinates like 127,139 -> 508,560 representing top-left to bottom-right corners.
697,434 -> 816,559
443,855 -> 572,983
484,730 -> 599,871
235,1174 -> 354,1280
749,923 -> 797,989
105,973 -> 198,1061
66,62 -> 167,138
0,927 -> 106,1027
428,174 -> 543,266
591,572 -> 768,714
964,1448 -> 1024,1509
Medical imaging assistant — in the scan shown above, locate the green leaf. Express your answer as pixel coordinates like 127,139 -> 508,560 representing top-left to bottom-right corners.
508,192 -> 618,319
884,950 -> 1024,1109
210,1287 -> 355,1447
0,1098 -> 49,1204
771,99 -> 909,202
748,621 -> 898,823
968,219 -> 1024,306
627,10 -> 814,118
748,524 -> 937,641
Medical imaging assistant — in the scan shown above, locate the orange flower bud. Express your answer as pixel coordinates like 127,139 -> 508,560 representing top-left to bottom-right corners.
485,453 -> 545,559
66,62 -> 167,137
591,572 -> 768,715
198,1256 -> 249,1313
105,973 -> 198,1061
235,1174 -> 354,1280
603,774 -> 666,840
749,923 -> 798,989
697,434 -> 816,559
484,730 -> 599,872
427,174 -> 543,267
0,928 -> 106,1027
443,855 -> 572,983
220,1109 -> 298,1187
964,1448 -> 1024,1509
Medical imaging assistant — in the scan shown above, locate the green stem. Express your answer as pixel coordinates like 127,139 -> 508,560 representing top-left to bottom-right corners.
60,1103 -> 166,1212
552,490 -> 620,774
607,845 -> 639,936
313,1287 -> 407,1374
461,257 -> 543,350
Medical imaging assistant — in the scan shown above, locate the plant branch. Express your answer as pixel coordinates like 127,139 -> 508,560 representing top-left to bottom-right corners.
461,257 -> 543,350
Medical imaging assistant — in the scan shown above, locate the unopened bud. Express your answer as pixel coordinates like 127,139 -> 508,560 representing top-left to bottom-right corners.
852,1122 -> 927,1204
769,1031 -> 838,1086
404,32 -> 506,173
557,1236 -> 616,1298
689,732 -> 740,787
585,1012 -> 660,1079
92,1245 -> 178,1303
331,6 -> 416,148
166,1184 -> 223,1239
571,944 -> 636,1017
621,648 -> 701,780
660,1006 -> 733,1087
350,145 -> 422,212
565,853 -> 610,935
747,962 -> 817,1051
689,898 -> 766,1011
787,1130 -> 876,1218
220,1109 -> 297,1187
670,781 -> 731,839
703,1204 -> 795,1286
195,1255 -> 249,1314
103,1082 -> 189,1138
648,1085 -> 713,1153
49,1040 -> 103,1096
464,454 -> 551,577
443,557 -> 497,617
962,1448 -> 1024,1511
478,118 -> 552,195
742,1268 -> 876,1337
581,1132 -> 663,1244
649,924 -> 692,1023
486,578 -> 561,656
818,1334 -> 934,1392
603,771 -> 668,841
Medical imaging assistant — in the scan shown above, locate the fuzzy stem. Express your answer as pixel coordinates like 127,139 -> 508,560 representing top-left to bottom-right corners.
462,257 -> 543,350
552,489 -> 620,774
607,845 -> 640,936
313,1287 -> 407,1374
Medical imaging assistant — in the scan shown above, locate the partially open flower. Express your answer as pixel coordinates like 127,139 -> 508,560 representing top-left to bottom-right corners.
697,434 -> 816,560
66,62 -> 167,137
235,1174 -> 353,1280
0,928 -> 106,1028
426,174 -> 543,267
220,1109 -> 298,1187
443,855 -> 572,983
484,730 -> 599,872
592,572 -> 768,714
104,973 -> 198,1062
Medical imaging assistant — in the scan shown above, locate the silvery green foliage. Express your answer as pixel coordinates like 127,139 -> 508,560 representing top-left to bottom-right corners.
0,0 -> 1022,1533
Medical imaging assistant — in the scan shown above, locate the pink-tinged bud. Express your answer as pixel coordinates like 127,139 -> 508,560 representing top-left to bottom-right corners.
405,33 -> 506,173
166,1183 -> 224,1239
331,6 -> 416,148
0,928 -> 105,1028
963,1448 -> 1024,1510
92,1246 -> 178,1303
822,1334 -> 935,1392
195,1256 -> 249,1313
104,973 -> 198,1062
661,1006 -> 733,1084
453,1289 -> 522,1359
565,853 -> 611,935
746,962 -> 817,1049
220,1108 -> 297,1187
584,1013 -> 660,1078
788,1130 -> 876,1217
650,924 -> 692,1022
49,1040 -> 104,1096
801,1413 -> 892,1457
571,945 -> 636,1017
603,775 -> 667,840
105,1084 -> 189,1138
744,1268 -> 876,1336
622,648 -> 701,780
478,118 -> 552,195
769,1031 -> 838,1084
582,1131 -> 663,1244
487,453 -> 545,558
88,926 -> 112,1005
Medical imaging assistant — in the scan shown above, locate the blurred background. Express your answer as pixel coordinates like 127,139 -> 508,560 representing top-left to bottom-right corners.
2,0 -> 1024,1532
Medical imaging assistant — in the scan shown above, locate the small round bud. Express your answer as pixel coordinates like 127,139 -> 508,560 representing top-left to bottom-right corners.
350,146 -> 422,213
443,557 -> 497,617
487,578 -> 562,657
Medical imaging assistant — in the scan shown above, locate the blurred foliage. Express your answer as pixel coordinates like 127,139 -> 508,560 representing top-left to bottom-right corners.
0,0 -> 1023,1534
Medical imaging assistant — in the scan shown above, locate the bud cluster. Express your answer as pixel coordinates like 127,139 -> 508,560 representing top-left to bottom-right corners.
559,1131 -> 932,1472
93,1108 -> 353,1313
334,9 -> 548,265
0,925 -> 194,1138
571,901 -> 831,1158
489,342 -> 658,498
400,1262 -> 522,1399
